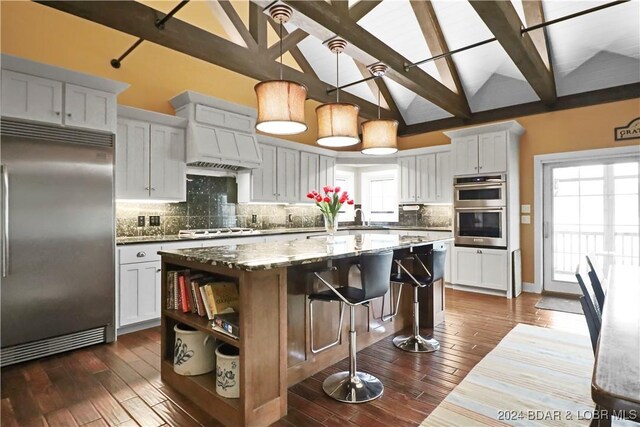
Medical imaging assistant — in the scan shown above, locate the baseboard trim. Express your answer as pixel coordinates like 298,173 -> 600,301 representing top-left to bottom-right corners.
117,319 -> 161,336
450,284 -> 508,298
523,281 -> 542,294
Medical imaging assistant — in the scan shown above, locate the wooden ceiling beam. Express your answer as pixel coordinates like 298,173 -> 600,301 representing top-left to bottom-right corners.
36,0 -> 397,121
281,0 -> 471,118
353,61 -> 407,128
267,19 -> 317,78
469,0 -> 557,105
249,2 -> 267,49
522,0 -> 553,71
208,0 -> 257,50
399,82 -> 640,136
409,0 -> 466,98
267,28 -> 309,61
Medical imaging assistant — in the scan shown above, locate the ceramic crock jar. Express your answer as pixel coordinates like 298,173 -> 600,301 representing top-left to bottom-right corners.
215,343 -> 240,398
173,324 -> 216,376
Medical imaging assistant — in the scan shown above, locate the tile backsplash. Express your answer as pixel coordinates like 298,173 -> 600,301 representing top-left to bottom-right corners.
116,175 -> 452,237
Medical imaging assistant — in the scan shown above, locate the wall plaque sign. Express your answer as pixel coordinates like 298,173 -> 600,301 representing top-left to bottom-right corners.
615,117 -> 640,141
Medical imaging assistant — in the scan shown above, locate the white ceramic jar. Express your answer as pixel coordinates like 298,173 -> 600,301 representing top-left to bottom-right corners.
173,324 -> 215,376
216,343 -> 240,398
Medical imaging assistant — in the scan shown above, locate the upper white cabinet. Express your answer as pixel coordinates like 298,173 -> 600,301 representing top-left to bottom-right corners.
249,145 -> 299,202
398,147 -> 452,204
449,125 -> 520,176
1,70 -> 63,125
300,152 -> 319,201
319,155 -> 336,188
116,107 -> 187,201
1,55 -> 127,132
64,83 -> 116,132
478,132 -> 507,174
452,135 -> 479,175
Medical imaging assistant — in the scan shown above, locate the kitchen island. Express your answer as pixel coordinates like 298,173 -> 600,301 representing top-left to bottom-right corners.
159,233 -> 451,427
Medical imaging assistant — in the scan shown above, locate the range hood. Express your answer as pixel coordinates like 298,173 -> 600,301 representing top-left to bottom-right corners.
171,91 -> 262,172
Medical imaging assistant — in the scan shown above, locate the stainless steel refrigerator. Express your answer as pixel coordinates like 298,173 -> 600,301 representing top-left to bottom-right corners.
1,119 -> 115,366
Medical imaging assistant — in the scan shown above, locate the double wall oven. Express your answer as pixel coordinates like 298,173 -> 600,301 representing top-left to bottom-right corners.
454,175 -> 507,249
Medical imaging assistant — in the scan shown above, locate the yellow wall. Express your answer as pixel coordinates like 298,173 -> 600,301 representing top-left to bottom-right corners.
400,99 -> 640,283
0,1 -> 320,146
2,1 -> 640,284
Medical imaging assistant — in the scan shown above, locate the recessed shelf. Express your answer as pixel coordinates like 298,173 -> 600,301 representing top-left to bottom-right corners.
164,309 -> 239,347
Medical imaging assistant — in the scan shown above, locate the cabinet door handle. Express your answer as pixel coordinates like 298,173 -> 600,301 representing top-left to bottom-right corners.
137,251 -> 146,258
1,165 -> 9,278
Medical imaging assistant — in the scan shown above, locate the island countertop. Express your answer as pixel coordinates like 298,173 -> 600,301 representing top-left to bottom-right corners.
159,233 -> 452,271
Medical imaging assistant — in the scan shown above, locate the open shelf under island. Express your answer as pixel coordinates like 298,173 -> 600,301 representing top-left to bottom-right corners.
159,232 -> 452,427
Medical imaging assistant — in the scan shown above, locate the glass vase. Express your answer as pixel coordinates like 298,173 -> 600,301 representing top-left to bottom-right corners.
323,213 -> 339,240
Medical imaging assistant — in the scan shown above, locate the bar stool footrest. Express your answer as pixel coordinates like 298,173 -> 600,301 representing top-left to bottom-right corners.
393,334 -> 440,353
322,371 -> 384,403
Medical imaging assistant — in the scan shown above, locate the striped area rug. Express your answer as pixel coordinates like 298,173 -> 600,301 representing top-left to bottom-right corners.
421,324 -> 595,426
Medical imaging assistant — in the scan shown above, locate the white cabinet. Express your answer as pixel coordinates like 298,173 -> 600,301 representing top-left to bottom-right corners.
116,118 -> 186,201
119,261 -> 162,327
1,70 -> 63,125
276,147 -> 300,202
64,83 -> 116,132
399,149 -> 451,204
149,124 -> 187,201
399,157 -> 417,203
478,132 -> 507,174
416,154 -> 436,203
453,132 -> 507,176
250,145 -> 299,202
319,155 -> 336,187
453,247 -> 509,291
1,70 -> 116,131
300,152 -> 319,201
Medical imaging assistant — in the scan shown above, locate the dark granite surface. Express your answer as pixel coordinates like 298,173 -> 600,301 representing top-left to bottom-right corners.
159,233 -> 452,271
116,226 -> 452,245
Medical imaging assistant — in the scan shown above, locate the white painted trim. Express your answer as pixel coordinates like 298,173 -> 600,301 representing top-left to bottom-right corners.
117,319 -> 161,336
533,145 -> 640,293
170,90 -> 257,118
395,144 -> 451,158
258,134 -> 337,156
523,281 -> 542,294
1,53 -> 129,94
118,105 -> 187,128
443,120 -> 525,139
450,284 -> 507,298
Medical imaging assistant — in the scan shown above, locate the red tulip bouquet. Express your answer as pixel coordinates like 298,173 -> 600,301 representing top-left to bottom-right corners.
306,186 -> 354,235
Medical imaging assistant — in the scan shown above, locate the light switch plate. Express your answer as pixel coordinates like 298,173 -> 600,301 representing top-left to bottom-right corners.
521,215 -> 531,224
521,204 -> 531,214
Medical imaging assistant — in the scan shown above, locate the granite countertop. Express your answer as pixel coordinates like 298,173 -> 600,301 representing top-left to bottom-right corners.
159,233 -> 453,271
116,225 -> 452,245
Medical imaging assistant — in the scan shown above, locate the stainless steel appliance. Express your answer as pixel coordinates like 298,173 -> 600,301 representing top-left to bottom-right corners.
454,174 -> 506,208
454,207 -> 507,248
1,119 -> 115,366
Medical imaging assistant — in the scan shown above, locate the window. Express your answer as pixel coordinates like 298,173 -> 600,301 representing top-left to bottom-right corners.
361,169 -> 398,222
335,170 -> 355,222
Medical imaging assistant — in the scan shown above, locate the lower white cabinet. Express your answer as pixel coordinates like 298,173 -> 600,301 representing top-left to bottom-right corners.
119,260 -> 162,327
453,247 -> 508,291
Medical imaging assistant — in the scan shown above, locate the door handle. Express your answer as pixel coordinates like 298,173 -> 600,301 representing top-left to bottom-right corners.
1,165 -> 9,278
543,221 -> 550,239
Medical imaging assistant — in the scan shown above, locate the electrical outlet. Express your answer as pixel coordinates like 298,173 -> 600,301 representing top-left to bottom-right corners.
288,214 -> 293,223
251,214 -> 257,224
137,216 -> 145,227
149,216 -> 161,227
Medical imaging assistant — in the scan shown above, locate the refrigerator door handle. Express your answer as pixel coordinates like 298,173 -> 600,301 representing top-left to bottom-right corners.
1,164 -> 8,278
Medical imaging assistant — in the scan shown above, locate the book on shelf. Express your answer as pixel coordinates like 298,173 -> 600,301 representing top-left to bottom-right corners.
211,324 -> 239,340
212,312 -> 239,338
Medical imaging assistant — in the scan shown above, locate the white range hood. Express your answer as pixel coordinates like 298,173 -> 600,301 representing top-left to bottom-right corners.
170,91 -> 262,172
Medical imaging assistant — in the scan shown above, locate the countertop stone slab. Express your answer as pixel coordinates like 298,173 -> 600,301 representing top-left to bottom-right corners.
116,226 -> 452,245
159,233 -> 452,271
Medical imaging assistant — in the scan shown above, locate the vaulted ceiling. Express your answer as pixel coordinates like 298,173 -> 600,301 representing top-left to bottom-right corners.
38,0 -> 640,136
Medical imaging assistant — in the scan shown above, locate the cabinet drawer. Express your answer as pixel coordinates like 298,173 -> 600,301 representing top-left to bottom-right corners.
195,104 -> 254,132
119,244 -> 162,264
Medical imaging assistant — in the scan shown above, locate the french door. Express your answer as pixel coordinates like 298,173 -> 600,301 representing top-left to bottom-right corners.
543,157 -> 640,294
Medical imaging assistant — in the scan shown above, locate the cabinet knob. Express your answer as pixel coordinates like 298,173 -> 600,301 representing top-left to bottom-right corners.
477,249 -> 482,254
479,166 -> 483,170
137,251 -> 146,258
151,187 -> 156,191
54,111 -> 61,116
145,187 -> 150,190
66,113 -> 72,118
156,268 -> 161,273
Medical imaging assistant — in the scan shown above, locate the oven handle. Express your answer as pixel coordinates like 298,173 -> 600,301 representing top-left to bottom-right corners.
453,182 -> 505,188
455,207 -> 505,212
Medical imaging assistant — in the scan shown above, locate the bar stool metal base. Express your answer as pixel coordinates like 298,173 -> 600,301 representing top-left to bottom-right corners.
393,334 -> 440,353
322,371 -> 384,403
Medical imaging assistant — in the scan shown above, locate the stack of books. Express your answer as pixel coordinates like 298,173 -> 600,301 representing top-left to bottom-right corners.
212,312 -> 240,340
166,271 -> 240,323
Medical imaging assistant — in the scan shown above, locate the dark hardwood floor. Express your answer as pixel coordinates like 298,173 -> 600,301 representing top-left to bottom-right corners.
1,289 -> 587,427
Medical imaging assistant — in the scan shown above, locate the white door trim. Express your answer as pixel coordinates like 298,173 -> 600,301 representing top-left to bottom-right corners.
533,145 -> 640,292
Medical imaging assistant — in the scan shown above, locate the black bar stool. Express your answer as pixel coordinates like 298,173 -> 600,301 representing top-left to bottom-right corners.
389,247 -> 446,353
309,250 -> 393,403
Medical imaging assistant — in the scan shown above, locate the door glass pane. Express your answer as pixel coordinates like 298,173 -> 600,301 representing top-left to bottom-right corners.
551,159 -> 640,283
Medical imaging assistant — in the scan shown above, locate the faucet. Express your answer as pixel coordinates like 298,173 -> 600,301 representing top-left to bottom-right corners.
354,208 -> 369,227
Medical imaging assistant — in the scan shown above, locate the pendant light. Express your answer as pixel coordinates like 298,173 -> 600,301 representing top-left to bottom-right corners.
316,38 -> 360,147
361,63 -> 398,155
254,4 -> 308,135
